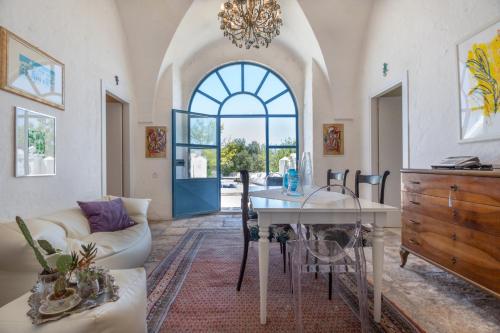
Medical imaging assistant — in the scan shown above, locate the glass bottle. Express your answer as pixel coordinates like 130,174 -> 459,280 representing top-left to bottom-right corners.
299,152 -> 313,189
282,158 -> 290,193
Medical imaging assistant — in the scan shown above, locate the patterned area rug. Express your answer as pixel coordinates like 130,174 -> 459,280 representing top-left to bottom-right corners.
146,229 -> 423,333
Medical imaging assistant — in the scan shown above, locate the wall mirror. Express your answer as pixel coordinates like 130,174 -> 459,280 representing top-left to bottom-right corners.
15,107 -> 56,177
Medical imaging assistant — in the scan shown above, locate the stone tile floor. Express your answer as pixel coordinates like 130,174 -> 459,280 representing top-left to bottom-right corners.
147,214 -> 500,333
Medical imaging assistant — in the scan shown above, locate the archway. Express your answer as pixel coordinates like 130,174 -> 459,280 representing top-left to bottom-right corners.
172,62 -> 299,217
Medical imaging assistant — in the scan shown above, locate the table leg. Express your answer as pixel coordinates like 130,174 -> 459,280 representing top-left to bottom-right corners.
372,223 -> 384,323
258,227 -> 270,325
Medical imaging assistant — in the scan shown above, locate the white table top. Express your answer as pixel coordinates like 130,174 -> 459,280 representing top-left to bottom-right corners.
250,188 -> 398,213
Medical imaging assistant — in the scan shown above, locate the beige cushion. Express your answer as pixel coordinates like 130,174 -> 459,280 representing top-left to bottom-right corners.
39,208 -> 91,239
0,268 -> 147,333
106,196 -> 151,221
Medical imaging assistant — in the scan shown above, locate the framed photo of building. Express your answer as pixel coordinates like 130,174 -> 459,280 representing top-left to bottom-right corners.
458,21 -> 499,142
0,27 -> 65,110
323,123 -> 344,155
146,126 -> 167,158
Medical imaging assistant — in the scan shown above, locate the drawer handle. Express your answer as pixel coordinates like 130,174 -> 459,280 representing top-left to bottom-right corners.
450,184 -> 458,192
408,219 -> 421,225
409,200 -> 420,205
410,181 -> 421,185
451,257 -> 457,265
409,238 -> 420,246
451,233 -> 457,241
452,209 -> 458,217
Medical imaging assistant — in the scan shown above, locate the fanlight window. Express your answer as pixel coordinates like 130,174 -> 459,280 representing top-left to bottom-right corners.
189,62 -> 298,174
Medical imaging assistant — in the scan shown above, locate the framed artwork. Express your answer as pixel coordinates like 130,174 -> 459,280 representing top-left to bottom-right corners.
15,107 -> 56,177
323,123 -> 344,155
458,21 -> 500,142
146,126 -> 167,158
0,27 -> 64,110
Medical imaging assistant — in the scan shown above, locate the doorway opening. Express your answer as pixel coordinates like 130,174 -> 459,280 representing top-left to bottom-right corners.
172,62 -> 298,218
370,78 -> 409,228
102,91 -> 131,197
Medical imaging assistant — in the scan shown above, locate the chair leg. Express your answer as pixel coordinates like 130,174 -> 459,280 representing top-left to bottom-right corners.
236,239 -> 250,291
328,270 -> 333,300
354,247 -> 369,333
282,242 -> 287,274
288,251 -> 293,293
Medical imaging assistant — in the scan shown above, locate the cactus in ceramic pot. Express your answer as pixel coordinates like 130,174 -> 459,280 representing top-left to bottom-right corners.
15,216 -> 54,274
51,254 -> 74,299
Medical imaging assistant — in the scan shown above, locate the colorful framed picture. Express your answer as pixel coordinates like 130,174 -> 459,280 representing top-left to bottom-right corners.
458,21 -> 500,142
146,126 -> 167,158
0,27 -> 64,110
323,123 -> 344,155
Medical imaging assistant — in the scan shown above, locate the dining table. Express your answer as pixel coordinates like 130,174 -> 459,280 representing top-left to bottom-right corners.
249,187 -> 399,325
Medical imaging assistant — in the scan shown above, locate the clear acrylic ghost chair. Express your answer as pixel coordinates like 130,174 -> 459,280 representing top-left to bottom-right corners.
288,184 -> 370,333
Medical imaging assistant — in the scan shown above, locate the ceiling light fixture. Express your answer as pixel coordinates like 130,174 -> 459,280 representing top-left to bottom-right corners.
218,0 -> 283,49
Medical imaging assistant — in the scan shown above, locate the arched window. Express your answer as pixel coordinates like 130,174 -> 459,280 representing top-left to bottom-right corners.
189,62 -> 298,176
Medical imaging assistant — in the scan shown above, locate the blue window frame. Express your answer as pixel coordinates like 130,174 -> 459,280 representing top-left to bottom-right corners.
189,62 -> 299,175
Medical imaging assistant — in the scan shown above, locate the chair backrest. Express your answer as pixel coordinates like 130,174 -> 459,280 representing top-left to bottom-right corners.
298,185 -> 363,262
326,169 -> 349,188
354,170 -> 390,204
239,170 -> 251,240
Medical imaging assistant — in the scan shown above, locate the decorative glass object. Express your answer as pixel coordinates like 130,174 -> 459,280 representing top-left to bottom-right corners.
37,272 -> 59,299
287,168 -> 303,197
282,158 -> 290,193
299,152 -> 313,188
77,269 -> 100,299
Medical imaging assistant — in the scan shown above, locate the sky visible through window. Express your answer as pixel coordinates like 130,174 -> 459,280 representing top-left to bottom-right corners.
190,63 -> 297,146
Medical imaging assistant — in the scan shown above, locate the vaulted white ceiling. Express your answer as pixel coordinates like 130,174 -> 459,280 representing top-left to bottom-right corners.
115,0 -> 374,119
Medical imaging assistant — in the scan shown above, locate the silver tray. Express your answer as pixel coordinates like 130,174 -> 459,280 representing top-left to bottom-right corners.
27,273 -> 120,326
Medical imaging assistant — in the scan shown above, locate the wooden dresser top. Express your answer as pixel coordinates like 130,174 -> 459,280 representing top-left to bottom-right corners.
401,168 -> 500,178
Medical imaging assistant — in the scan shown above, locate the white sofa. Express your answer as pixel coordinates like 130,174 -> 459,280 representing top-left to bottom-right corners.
0,197 -> 152,307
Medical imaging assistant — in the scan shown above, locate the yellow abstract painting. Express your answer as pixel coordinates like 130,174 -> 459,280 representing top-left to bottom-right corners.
459,22 -> 500,141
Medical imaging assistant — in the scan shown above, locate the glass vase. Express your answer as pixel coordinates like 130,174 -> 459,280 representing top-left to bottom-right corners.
287,169 -> 304,197
37,271 -> 59,299
299,152 -> 313,189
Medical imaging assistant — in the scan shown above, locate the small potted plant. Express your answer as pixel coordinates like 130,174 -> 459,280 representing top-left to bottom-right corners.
15,217 -> 60,297
76,243 -> 100,298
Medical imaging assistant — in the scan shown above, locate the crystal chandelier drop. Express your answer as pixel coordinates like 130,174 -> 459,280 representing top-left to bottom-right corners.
218,0 -> 283,49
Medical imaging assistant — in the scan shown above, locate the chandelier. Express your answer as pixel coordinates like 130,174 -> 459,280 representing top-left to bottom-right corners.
218,0 -> 283,49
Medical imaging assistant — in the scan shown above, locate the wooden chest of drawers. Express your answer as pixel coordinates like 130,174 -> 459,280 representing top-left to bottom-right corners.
400,169 -> 500,296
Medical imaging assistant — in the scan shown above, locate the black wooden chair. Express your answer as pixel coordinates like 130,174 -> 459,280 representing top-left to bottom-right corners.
326,169 -> 349,191
236,170 -> 295,291
354,170 -> 390,204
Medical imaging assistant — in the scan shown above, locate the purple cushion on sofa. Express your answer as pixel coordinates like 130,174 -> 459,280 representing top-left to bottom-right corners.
77,198 -> 135,233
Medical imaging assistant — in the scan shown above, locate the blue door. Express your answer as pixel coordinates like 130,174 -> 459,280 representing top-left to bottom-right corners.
172,109 -> 220,218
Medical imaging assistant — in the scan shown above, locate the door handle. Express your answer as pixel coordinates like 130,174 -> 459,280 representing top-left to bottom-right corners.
409,200 -> 420,205
410,181 -> 420,185
451,257 -> 457,265
408,219 -> 421,225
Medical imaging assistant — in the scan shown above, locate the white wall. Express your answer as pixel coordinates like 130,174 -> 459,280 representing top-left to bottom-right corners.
0,0 -> 136,219
360,0 -> 500,172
